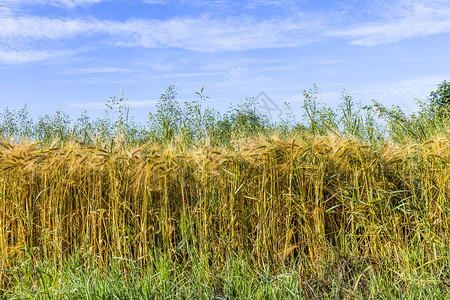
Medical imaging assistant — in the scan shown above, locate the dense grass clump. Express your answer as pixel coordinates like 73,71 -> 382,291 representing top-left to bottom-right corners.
1,83 -> 450,298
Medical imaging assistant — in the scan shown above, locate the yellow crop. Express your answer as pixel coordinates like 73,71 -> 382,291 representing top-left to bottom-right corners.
1,134 -> 450,289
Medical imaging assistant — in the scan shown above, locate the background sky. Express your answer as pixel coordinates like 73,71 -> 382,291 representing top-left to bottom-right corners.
1,0 -> 450,123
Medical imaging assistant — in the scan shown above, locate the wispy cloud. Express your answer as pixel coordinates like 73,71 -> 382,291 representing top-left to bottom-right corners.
118,16 -> 326,52
62,67 -> 145,75
157,71 -> 225,79
243,0 -> 299,10
330,0 -> 450,45
141,0 -> 169,4
1,0 -> 449,66
0,15 -> 106,40
154,0 -> 301,12
2,0 -> 108,8
0,49 -> 75,63
0,11 -> 326,64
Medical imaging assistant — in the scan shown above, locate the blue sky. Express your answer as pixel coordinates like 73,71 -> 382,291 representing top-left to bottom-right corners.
1,0 -> 449,123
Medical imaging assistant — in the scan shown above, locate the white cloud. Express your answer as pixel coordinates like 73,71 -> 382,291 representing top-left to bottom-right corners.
52,76 -> 142,84
62,67 -> 145,75
108,15 -> 325,52
142,0 -> 168,4
2,0 -> 107,8
243,0 -> 299,10
0,12 -> 326,55
330,0 -> 450,45
1,0 -> 449,66
0,15 -> 106,40
0,49 -> 74,63
160,16 -> 322,51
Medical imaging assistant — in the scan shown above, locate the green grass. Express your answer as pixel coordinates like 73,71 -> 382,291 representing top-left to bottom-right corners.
3,250 -> 450,299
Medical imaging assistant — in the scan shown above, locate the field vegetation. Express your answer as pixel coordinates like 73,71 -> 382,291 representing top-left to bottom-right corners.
1,82 -> 450,299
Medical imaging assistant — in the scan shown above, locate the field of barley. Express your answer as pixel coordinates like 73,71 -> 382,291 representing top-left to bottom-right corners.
1,85 -> 450,299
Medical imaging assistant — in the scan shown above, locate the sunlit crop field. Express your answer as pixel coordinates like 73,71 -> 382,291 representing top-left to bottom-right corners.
1,84 -> 450,298
1,133 -> 450,298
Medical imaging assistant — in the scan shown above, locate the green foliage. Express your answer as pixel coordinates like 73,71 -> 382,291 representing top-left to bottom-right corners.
1,81 -> 449,147
229,97 -> 271,138
339,90 -> 363,138
0,105 -> 33,141
35,110 -> 71,143
429,80 -> 450,110
301,84 -> 338,136
371,96 -> 450,144
148,85 -> 182,144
